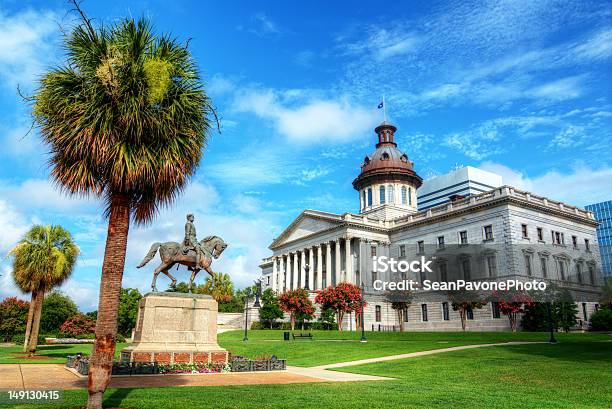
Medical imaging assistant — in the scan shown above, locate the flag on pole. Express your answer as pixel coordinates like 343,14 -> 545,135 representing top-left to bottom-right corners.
377,101 -> 384,109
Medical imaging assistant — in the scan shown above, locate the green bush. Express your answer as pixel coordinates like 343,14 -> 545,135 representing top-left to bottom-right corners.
41,292 -> 78,333
11,334 -> 25,345
250,322 -> 263,330
590,308 -> 612,331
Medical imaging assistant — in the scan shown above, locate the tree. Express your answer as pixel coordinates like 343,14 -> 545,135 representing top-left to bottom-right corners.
279,289 -> 314,330
31,4 -> 214,406
201,272 -> 234,303
41,292 -> 78,333
318,308 -> 336,330
385,290 -> 412,332
590,307 -> 612,331
521,303 -> 550,332
259,289 -> 283,329
60,314 -> 96,337
556,299 -> 578,332
315,283 -> 364,331
117,288 -> 142,336
9,225 -> 78,354
492,290 -> 534,332
0,297 -> 29,342
449,290 -> 486,331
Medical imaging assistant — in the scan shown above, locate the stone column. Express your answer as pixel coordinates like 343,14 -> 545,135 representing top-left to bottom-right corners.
316,244 -> 323,290
293,252 -> 299,290
286,253 -> 292,290
300,250 -> 306,289
325,241 -> 332,288
335,239 -> 341,284
272,257 -> 278,292
308,247 -> 314,290
278,256 -> 285,292
345,236 -> 353,284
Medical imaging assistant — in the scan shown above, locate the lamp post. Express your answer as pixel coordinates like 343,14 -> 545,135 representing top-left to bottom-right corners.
546,301 -> 557,344
360,282 -> 367,343
243,279 -> 263,342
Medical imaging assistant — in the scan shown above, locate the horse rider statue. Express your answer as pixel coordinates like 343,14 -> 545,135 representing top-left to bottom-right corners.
183,213 -> 203,269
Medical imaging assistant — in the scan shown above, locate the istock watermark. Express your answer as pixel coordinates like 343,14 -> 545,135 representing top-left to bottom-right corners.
372,279 -> 548,292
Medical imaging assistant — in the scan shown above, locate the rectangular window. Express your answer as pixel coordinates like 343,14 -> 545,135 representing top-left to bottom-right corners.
554,231 -> 563,245
399,244 -> 406,258
491,302 -> 501,319
483,225 -> 494,241
540,257 -> 548,278
439,262 -> 448,282
379,186 -> 386,204
524,253 -> 532,276
537,227 -> 543,241
362,190 -> 366,207
576,263 -> 583,284
371,246 -> 377,257
421,304 -> 428,322
558,259 -> 566,280
403,307 -> 409,322
367,188 -> 372,206
375,305 -> 381,322
589,264 -> 595,284
486,255 -> 497,277
387,185 -> 395,204
585,239 -> 590,251
417,241 -> 425,254
462,258 -> 471,280
582,303 -> 587,321
437,236 -> 445,249
372,270 -> 378,284
521,224 -> 528,239
442,302 -> 450,321
401,187 -> 407,205
459,230 -> 468,245
572,235 -> 578,249
408,188 -> 412,206
466,307 -> 474,320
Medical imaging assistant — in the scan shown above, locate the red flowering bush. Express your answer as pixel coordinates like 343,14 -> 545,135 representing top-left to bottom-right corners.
315,282 -> 365,331
278,289 -> 314,330
59,314 -> 96,337
0,297 -> 30,341
492,290 -> 534,332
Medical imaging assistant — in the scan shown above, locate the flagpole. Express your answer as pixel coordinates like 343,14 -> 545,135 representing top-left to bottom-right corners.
383,95 -> 387,122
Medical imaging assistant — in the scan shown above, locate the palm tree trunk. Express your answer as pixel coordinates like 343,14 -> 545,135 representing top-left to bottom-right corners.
87,194 -> 130,409
26,289 -> 45,355
23,290 -> 37,352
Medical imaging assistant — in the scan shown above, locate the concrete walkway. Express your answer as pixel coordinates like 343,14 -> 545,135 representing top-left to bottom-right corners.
0,342 -> 543,390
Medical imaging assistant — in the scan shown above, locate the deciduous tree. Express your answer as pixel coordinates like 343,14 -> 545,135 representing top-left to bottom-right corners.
315,283 -> 365,331
279,289 -> 314,331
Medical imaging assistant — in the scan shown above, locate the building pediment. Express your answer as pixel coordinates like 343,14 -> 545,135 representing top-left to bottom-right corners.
270,210 -> 343,249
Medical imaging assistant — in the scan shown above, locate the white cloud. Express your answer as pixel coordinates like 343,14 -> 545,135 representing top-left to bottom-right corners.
479,162 -> 612,206
0,8 -> 59,90
232,87 -> 379,143
248,12 -> 281,36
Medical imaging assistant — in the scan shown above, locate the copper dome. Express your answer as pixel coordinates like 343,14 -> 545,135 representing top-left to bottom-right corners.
352,122 -> 422,191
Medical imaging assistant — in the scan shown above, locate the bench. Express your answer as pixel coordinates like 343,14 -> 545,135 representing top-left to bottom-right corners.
292,332 -> 313,340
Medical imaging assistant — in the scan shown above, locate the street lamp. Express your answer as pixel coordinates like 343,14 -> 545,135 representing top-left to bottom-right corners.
243,279 -> 263,342
546,302 -> 557,344
360,281 -> 367,343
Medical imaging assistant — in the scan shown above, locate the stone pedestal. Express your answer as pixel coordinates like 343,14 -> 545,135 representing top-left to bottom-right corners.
121,292 -> 228,364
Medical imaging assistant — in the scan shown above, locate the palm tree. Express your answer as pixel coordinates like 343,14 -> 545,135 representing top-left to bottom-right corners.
31,6 -> 213,408
10,225 -> 79,354
201,272 -> 234,303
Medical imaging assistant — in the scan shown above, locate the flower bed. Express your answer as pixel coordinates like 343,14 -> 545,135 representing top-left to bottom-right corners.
230,355 -> 286,372
158,362 -> 231,374
47,337 -> 95,344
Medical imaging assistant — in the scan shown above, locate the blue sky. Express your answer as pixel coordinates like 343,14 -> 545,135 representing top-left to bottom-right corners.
0,0 -> 611,310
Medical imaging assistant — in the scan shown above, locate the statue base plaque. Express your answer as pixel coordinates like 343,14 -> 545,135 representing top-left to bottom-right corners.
120,292 -> 228,365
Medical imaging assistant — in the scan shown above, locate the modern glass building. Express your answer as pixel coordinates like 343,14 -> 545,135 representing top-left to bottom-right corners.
586,200 -> 612,278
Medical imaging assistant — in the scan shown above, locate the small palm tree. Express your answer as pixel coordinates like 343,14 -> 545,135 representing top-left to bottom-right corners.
202,272 -> 234,303
31,7 -> 213,408
10,225 -> 79,354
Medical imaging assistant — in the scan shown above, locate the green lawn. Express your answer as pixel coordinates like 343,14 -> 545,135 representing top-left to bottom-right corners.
0,343 -> 127,364
217,329 -> 611,367
9,336 -> 611,409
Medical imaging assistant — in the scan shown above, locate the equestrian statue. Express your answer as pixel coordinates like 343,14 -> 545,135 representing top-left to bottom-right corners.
137,214 -> 228,292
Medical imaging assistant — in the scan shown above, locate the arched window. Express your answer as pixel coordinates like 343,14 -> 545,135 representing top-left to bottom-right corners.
362,190 -> 366,208
408,187 -> 412,206
375,305 -> 381,322
387,185 -> 394,203
381,152 -> 390,160
367,188 -> 373,206
401,186 -> 407,204
379,186 -> 386,204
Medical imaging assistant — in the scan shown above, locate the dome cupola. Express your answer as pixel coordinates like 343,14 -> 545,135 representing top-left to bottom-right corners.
352,122 -> 422,219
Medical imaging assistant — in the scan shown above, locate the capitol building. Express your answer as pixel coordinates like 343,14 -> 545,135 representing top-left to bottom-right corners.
260,122 -> 604,331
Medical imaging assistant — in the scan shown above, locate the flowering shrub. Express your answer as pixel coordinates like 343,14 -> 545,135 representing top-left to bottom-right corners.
0,297 -> 29,341
59,314 -> 95,337
492,290 -> 534,332
158,362 -> 230,374
315,283 -> 365,331
279,288 -> 314,330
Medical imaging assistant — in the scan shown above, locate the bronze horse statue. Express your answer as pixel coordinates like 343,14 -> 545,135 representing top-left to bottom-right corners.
136,236 -> 228,292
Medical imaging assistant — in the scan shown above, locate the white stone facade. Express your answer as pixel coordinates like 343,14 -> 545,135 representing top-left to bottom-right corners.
260,186 -> 604,331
